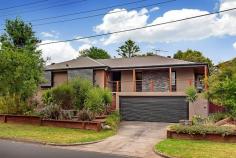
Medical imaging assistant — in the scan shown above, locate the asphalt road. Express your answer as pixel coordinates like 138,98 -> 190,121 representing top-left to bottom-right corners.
0,140 -> 132,158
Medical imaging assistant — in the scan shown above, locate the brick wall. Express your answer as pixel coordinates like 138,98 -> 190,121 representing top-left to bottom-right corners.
142,70 -> 169,92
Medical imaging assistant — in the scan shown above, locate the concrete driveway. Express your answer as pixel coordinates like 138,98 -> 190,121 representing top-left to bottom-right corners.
64,121 -> 170,158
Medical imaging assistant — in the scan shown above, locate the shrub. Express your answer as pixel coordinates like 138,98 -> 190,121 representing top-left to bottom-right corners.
70,78 -> 93,110
0,94 -> 32,115
77,109 -> 94,121
208,112 -> 229,123
42,89 -> 53,105
192,115 -> 207,125
185,86 -> 198,103
42,84 -> 74,109
102,88 -> 112,113
105,111 -> 121,130
39,104 -> 61,120
84,87 -> 105,115
170,124 -> 235,136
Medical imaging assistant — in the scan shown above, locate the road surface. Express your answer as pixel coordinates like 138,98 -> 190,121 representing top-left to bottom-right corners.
0,140 -> 132,158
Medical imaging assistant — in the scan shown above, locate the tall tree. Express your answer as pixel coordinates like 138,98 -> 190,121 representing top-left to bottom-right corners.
79,46 -> 110,59
117,39 -> 140,58
173,49 -> 214,69
207,59 -> 236,117
0,18 -> 44,100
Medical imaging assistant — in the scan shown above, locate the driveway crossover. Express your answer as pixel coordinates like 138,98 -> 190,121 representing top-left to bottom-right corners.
63,121 -> 170,158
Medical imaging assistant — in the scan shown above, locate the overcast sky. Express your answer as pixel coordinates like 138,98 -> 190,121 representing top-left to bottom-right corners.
0,0 -> 236,64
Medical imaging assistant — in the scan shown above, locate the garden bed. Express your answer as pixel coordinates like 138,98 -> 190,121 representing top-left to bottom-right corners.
0,114 -> 102,131
167,130 -> 236,143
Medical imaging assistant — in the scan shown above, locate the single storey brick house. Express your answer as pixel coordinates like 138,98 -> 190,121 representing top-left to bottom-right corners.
41,55 -> 209,123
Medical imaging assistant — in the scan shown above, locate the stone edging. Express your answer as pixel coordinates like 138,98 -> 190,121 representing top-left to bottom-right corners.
153,146 -> 174,158
0,137 -> 105,146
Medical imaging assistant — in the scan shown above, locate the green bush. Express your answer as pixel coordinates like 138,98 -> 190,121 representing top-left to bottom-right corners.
39,104 -> 61,120
84,87 -> 105,114
42,84 -> 74,109
208,112 -> 229,123
84,87 -> 112,115
105,111 -> 121,130
70,78 -> 93,110
77,109 -> 94,121
170,124 -> 235,136
0,95 -> 32,115
185,86 -> 198,102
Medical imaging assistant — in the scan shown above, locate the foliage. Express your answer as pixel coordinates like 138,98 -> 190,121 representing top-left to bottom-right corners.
84,87 -> 106,114
0,18 -> 44,100
102,88 -> 112,113
185,86 -> 198,103
70,78 -> 93,109
156,139 -> 236,158
138,52 -> 158,56
77,109 -> 94,121
170,124 -> 235,136
117,39 -> 140,58
173,49 -> 213,71
207,60 -> 236,117
79,46 -> 110,59
0,95 -> 32,115
39,104 -> 61,120
0,123 -> 115,144
208,112 -> 229,123
105,111 -> 121,130
42,84 -> 74,109
192,115 -> 208,125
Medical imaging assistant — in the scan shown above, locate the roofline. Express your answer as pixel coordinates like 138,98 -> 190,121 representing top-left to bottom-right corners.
45,66 -> 108,71
45,63 -> 208,71
108,63 -> 208,70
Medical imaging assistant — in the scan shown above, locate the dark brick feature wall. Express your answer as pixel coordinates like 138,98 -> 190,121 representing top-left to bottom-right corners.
142,70 -> 169,92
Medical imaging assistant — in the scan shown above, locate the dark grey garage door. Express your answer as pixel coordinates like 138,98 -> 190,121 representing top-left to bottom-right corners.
120,96 -> 188,123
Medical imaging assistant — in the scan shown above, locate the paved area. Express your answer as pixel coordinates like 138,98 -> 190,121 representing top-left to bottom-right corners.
0,139 -> 129,158
63,121 -> 170,158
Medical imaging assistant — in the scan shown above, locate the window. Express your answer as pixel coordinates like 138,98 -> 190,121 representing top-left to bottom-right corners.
171,71 -> 176,91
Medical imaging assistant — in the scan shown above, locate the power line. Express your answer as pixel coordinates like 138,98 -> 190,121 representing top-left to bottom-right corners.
0,0 -> 177,30
0,0 -> 87,18
38,7 -> 236,46
0,0 -> 49,11
34,0 -> 176,26
29,0 -> 151,22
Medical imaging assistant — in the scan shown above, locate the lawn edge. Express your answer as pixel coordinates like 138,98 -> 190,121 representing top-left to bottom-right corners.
153,144 -> 174,158
0,136 -> 107,146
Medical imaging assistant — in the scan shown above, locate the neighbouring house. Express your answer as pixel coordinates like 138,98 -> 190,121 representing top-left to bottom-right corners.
40,55 -> 209,123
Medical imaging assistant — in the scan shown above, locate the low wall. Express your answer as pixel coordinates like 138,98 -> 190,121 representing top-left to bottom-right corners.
167,130 -> 236,143
0,115 -> 101,131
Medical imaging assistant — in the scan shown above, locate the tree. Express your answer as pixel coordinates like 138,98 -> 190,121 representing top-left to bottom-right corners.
117,39 -> 140,58
79,46 -> 110,59
207,59 -> 236,117
173,49 -> 214,70
0,18 -> 44,100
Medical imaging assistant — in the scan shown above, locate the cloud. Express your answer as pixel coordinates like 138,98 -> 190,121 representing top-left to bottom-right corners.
41,30 -> 60,38
75,35 -> 97,45
39,40 -> 78,63
78,44 -> 92,52
233,42 -> 236,49
95,0 -> 236,45
150,7 -> 159,12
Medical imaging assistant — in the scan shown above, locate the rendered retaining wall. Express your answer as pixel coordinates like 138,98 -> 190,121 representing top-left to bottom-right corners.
0,115 -> 101,131
167,130 -> 236,143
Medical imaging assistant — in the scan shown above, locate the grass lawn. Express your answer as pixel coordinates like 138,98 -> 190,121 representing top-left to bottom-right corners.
0,123 -> 115,144
155,139 -> 236,158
